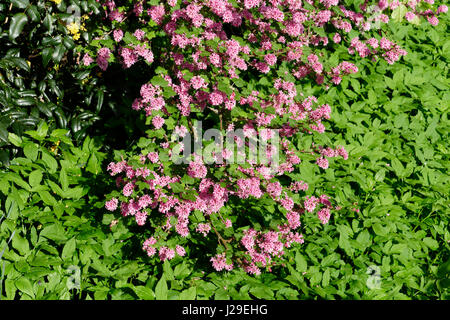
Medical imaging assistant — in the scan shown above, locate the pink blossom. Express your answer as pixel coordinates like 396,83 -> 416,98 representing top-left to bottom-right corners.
264,54 -> 277,66
316,157 -> 329,169
267,181 -> 282,198
304,196 -> 318,212
209,91 -> 224,105
190,76 -> 207,89
405,12 -> 416,22
317,208 -> 331,224
244,0 -> 261,9
437,5 -> 448,13
123,182 -> 134,197
113,29 -> 123,42
159,246 -> 175,261
133,29 -> 145,41
210,253 -> 233,271
187,159 -> 207,179
427,15 -> 439,26
196,223 -> 211,237
152,116 -> 165,129
97,47 -> 111,71
333,33 -> 341,43
105,198 -> 118,211
176,245 -> 186,257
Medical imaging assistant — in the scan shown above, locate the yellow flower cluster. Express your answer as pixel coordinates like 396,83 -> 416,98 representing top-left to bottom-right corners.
50,0 -> 62,5
66,15 -> 88,41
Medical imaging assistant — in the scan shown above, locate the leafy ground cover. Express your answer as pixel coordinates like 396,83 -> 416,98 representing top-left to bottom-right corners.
0,1 -> 448,300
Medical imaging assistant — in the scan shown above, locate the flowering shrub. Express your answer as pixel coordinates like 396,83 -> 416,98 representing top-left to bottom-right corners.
0,0 -> 448,300
70,0 -> 447,274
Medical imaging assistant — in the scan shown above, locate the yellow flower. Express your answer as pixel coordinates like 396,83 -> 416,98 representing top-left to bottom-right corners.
50,0 -> 62,5
67,22 -> 80,35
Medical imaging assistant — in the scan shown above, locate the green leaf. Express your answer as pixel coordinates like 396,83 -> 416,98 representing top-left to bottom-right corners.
36,121 -> 48,139
423,237 -> 438,250
391,5 -> 408,23
133,286 -> 155,300
62,237 -> 76,260
42,14 -> 53,32
37,190 -> 57,206
295,252 -> 307,273
372,223 -> 387,236
39,224 -> 67,242
41,152 -> 58,173
163,86 -> 176,98
86,153 -> 100,174
29,170 -> 43,187
8,133 -> 23,147
174,262 -> 191,279
15,278 -> 34,298
155,275 -> 168,300
9,57 -> 30,72
391,159 -> 404,177
322,269 -> 330,287
12,234 -> 29,256
60,168 -> 68,191
23,142 -> 38,161
15,97 -> 35,106
250,286 -> 274,299
9,13 -> 28,41
179,287 -> 196,300
151,76 -> 169,87
52,44 -> 65,63
169,182 -> 185,193
26,5 -> 40,22
11,0 -> 30,9
163,260 -> 175,281
42,47 -> 52,68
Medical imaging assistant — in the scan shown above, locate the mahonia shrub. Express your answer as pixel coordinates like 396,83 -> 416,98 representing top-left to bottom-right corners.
74,0 -> 447,274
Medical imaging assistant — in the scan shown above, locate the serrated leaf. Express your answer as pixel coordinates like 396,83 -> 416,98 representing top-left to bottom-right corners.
12,234 -> 29,256
39,224 -> 67,242
423,237 -> 438,250
179,287 -> 196,300
133,286 -> 155,300
37,190 -> 57,206
15,278 -> 34,298
295,252 -> 307,273
41,152 -> 58,173
86,153 -> 100,174
155,275 -> 168,300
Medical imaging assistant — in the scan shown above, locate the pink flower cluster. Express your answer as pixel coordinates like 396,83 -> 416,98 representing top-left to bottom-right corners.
92,0 -> 446,274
